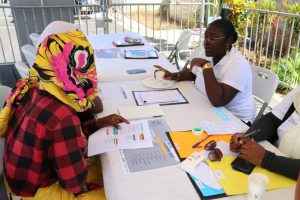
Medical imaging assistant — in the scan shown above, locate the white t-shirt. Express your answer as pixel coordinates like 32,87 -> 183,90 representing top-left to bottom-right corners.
272,86 -> 300,144
193,47 -> 256,122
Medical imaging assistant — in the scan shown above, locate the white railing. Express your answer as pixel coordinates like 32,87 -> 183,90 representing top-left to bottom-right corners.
0,2 -> 218,64
243,9 -> 300,90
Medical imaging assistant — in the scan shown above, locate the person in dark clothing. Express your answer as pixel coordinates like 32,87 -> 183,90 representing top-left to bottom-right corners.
230,86 -> 300,180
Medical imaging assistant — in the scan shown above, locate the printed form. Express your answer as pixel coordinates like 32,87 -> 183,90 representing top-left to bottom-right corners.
88,119 -> 153,156
133,88 -> 188,106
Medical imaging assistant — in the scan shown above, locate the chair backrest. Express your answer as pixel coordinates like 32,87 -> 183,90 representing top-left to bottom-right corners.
21,44 -> 36,67
182,46 -> 203,69
0,85 -> 11,108
29,32 -> 40,48
176,30 -> 193,50
252,66 -> 279,122
0,85 -> 11,173
15,61 -> 30,78
168,30 -> 193,69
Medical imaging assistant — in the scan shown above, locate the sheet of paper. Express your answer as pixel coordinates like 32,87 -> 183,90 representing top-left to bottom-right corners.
95,48 -> 123,58
98,83 -> 130,103
119,119 -> 179,173
133,89 -> 188,106
118,104 -> 165,120
88,119 -> 153,156
188,162 -> 225,197
180,152 -> 205,173
199,120 -> 247,135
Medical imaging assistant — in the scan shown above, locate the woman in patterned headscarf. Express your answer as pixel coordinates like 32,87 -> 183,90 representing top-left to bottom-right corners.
0,23 -> 128,200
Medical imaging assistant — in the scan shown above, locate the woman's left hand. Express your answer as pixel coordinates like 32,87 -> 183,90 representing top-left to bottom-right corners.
97,114 -> 129,129
238,140 -> 266,166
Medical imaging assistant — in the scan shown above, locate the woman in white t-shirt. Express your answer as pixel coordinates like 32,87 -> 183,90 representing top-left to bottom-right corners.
230,86 -> 300,180
154,19 -> 255,123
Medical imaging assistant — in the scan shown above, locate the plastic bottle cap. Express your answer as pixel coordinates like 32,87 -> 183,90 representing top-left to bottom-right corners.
192,128 -> 203,135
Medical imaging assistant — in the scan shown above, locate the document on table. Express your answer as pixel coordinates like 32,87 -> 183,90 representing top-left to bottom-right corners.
118,104 -> 165,120
199,120 -> 247,135
188,162 -> 225,197
88,120 -> 153,156
98,83 -> 130,103
133,88 -> 188,106
95,48 -> 123,58
119,118 -> 179,173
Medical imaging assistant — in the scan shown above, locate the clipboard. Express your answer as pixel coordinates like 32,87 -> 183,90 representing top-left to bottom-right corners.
166,131 -> 230,199
132,88 -> 188,106
124,50 -> 158,59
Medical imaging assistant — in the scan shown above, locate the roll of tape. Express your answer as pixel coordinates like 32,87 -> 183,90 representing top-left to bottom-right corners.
192,128 -> 203,135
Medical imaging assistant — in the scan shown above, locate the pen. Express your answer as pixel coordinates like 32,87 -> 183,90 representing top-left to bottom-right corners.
192,135 -> 211,148
237,129 -> 261,141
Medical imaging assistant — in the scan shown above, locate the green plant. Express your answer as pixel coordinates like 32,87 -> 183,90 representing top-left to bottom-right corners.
227,0 -> 257,36
260,0 -> 277,11
268,50 -> 300,92
287,3 -> 300,34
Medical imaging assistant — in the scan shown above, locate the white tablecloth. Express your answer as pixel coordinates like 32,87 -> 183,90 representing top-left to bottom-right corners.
88,32 -> 178,83
95,80 -> 294,200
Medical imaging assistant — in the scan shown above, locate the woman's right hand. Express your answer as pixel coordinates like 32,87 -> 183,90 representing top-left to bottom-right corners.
96,114 -> 129,129
153,65 -> 173,80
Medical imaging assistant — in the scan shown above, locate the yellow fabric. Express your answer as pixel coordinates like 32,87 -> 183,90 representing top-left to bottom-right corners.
0,30 -> 98,138
207,156 -> 296,195
168,131 -> 231,158
5,157 -> 106,200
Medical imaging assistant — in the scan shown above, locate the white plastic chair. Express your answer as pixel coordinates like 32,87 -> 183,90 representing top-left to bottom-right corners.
15,61 -> 30,78
182,46 -> 203,70
252,66 -> 279,123
0,85 -> 11,173
168,30 -> 192,69
29,32 -> 40,48
21,44 -> 36,67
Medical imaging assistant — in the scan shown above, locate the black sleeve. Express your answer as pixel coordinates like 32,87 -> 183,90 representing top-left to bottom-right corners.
262,151 -> 300,180
248,112 -> 282,144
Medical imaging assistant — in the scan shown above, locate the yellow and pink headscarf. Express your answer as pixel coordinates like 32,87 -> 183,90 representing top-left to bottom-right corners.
0,29 -> 98,137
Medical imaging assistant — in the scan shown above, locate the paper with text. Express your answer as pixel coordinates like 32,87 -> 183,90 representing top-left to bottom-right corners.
133,89 -> 188,106
199,120 -> 247,135
88,120 -> 153,156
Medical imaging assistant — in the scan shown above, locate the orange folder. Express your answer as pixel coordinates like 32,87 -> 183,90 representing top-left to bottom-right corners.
168,131 -> 232,159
